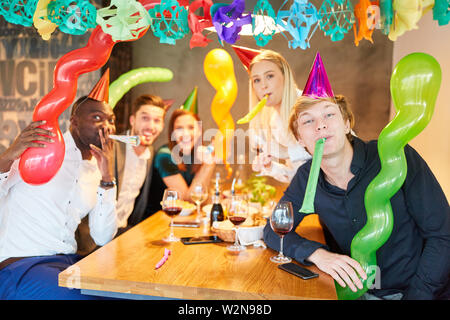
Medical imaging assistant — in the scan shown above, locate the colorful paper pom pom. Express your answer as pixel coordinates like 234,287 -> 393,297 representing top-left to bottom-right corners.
148,0 -> 189,45
96,0 -> 151,42
212,0 -> 252,44
47,0 -> 97,35
252,0 -> 277,46
0,0 -> 39,27
277,0 -> 319,49
318,0 -> 355,42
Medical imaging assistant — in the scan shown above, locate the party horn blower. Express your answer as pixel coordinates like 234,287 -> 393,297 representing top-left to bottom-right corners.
337,52 -> 442,300
237,95 -> 267,124
109,135 -> 140,147
299,138 -> 325,213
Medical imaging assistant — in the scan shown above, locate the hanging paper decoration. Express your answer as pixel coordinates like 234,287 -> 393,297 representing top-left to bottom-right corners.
212,0 -> 252,44
318,0 -> 355,41
277,0 -> 319,50
96,0 -> 151,41
252,0 -> 276,46
388,0 -> 434,41
188,0 -> 214,48
0,0 -> 38,27
47,0 -> 96,35
353,0 -> 378,46
379,0 -> 393,34
148,0 -> 189,45
433,0 -> 450,26
33,0 -> 58,40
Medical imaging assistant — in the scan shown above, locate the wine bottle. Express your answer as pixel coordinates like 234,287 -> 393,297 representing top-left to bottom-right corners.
210,178 -> 224,227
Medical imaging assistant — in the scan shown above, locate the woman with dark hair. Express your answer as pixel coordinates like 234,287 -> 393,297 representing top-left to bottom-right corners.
145,108 -> 216,216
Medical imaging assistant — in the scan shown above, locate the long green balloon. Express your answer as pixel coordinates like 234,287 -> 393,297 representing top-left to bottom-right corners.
337,53 -> 442,300
109,67 -> 174,108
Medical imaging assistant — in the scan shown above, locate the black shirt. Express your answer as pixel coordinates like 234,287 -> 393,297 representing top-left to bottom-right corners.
263,137 -> 450,299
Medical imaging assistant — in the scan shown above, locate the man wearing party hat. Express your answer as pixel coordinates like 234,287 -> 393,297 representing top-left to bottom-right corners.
114,93 -> 170,231
263,53 -> 450,300
0,70 -> 118,299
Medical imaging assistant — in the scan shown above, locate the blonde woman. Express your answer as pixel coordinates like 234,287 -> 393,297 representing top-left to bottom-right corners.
244,49 -> 311,183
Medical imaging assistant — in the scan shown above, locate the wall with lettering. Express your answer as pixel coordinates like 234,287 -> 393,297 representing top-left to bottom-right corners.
0,21 -> 100,153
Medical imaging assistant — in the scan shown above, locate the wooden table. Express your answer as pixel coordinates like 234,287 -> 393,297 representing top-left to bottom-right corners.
59,211 -> 337,300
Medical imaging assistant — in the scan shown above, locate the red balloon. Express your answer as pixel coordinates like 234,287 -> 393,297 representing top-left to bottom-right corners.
19,1 -> 155,184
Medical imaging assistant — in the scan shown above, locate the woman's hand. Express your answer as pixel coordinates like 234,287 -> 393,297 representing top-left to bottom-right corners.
252,153 -> 272,172
307,248 -> 367,292
195,145 -> 215,165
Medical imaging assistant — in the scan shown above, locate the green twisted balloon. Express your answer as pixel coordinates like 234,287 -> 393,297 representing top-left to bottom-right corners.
109,67 -> 173,109
337,53 -> 442,300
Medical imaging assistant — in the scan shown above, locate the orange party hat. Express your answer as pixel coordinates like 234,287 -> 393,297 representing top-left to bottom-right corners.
88,68 -> 110,103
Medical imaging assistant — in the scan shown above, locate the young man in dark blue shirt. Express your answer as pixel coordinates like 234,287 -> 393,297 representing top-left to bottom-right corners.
263,94 -> 450,300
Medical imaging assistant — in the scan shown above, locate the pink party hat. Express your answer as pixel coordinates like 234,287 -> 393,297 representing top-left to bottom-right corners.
302,52 -> 334,98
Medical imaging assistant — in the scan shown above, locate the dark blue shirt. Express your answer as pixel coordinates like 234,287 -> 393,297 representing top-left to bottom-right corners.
263,137 -> 450,299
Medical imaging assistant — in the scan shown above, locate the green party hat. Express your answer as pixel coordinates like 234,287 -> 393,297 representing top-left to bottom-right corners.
180,86 -> 198,114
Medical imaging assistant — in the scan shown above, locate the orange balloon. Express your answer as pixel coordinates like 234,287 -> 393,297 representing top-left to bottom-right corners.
203,49 -> 237,177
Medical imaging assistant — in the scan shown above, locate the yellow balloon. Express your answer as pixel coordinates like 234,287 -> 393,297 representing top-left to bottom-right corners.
204,49 -> 238,177
33,0 -> 58,41
388,0 -> 434,41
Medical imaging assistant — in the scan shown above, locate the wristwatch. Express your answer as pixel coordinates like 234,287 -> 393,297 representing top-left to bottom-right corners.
100,179 -> 116,188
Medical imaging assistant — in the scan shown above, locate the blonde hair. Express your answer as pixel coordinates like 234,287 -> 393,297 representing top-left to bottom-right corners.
289,95 -> 355,142
248,50 -> 298,143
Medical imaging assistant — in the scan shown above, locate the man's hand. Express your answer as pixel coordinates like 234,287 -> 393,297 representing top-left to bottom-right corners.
0,120 -> 55,173
90,129 -> 114,182
307,248 -> 367,292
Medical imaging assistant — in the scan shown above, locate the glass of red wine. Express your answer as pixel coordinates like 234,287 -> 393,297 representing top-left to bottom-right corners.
161,188 -> 182,242
269,201 -> 294,263
227,195 -> 248,252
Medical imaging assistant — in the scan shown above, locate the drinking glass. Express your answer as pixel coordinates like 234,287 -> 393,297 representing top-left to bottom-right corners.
189,183 -> 208,222
161,189 -> 182,242
269,201 -> 294,263
227,195 -> 248,252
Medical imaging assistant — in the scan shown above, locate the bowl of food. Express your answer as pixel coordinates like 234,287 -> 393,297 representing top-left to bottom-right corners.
211,218 -> 267,244
172,200 -> 196,216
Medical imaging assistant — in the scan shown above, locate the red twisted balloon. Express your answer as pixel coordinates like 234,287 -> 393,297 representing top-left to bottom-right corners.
19,0 -> 157,184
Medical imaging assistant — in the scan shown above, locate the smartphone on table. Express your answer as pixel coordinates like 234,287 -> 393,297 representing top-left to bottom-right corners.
278,262 -> 319,280
181,235 -> 223,245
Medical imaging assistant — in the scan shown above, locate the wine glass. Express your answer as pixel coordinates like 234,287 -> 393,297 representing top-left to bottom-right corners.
189,183 -> 208,222
227,195 -> 248,252
161,189 -> 182,242
269,201 -> 294,263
